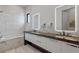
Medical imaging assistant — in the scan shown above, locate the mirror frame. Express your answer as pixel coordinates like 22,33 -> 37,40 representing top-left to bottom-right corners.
32,12 -> 40,30
55,5 -> 77,33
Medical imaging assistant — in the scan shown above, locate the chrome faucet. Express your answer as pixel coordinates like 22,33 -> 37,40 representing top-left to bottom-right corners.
62,32 -> 71,36
58,31 -> 66,36
62,31 -> 65,36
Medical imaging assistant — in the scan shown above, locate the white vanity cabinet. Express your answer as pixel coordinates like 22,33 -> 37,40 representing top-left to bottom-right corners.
25,33 -> 79,53
25,33 -> 63,52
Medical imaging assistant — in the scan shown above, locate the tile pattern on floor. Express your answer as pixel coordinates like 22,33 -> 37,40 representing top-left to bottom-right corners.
5,44 -> 41,53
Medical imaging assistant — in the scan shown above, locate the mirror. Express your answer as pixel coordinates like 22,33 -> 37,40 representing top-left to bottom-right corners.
32,13 -> 40,30
55,5 -> 77,32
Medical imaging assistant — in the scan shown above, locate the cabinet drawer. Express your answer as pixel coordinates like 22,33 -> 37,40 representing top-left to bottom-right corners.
62,43 -> 79,53
34,39 -> 47,49
31,35 -> 47,49
46,39 -> 62,52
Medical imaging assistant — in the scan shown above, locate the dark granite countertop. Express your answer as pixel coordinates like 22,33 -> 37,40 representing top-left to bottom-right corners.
24,31 -> 79,45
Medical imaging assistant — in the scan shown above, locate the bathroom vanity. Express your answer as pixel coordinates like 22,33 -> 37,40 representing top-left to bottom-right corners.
24,31 -> 79,53
24,5 -> 79,53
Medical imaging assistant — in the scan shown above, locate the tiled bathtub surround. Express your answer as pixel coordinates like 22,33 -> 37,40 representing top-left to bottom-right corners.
0,37 -> 24,52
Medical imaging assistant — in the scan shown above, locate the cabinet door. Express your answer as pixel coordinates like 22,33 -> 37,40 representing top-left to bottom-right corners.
28,34 -> 36,42
46,39 -> 63,53
62,42 -> 79,53
25,33 -> 29,41
25,33 -> 33,42
32,35 -> 48,49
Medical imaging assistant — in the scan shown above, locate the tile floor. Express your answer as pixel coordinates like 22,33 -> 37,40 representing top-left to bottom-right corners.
4,44 -> 41,53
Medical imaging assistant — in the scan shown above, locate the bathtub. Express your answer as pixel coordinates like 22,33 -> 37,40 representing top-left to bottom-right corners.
0,34 -> 24,52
